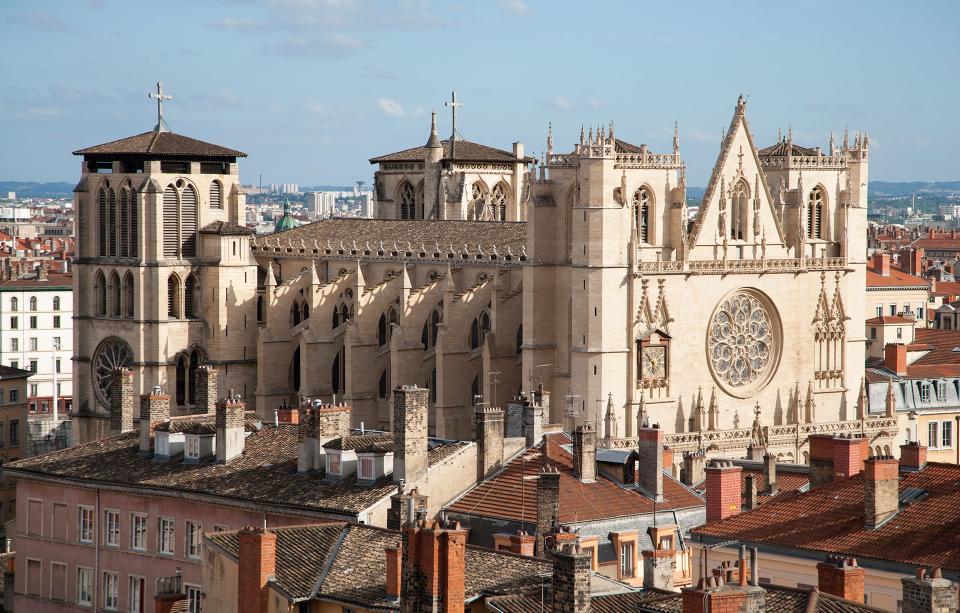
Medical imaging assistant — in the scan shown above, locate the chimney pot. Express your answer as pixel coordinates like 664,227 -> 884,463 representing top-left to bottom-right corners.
885,344 -> 908,376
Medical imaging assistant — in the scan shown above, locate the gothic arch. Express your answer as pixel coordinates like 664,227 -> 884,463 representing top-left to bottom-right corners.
633,184 -> 655,244
397,180 -> 417,220
565,183 -> 579,260
730,179 -> 749,241
807,185 -> 827,240
209,180 -> 223,209
122,271 -> 135,318
416,180 -> 425,219
470,180 -> 489,221
469,309 -> 491,350
491,181 -> 510,221
301,302 -> 309,322
162,185 -> 179,258
184,273 -> 199,319
94,269 -> 107,317
167,273 -> 181,319
108,187 -> 118,257
291,346 -> 302,393
97,182 -> 110,256
292,301 -> 302,326
421,303 -> 443,349
180,183 -> 198,257
108,270 -> 121,318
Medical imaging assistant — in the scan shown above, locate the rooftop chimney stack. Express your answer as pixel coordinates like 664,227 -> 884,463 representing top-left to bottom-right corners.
637,425 -> 664,501
394,385 -> 429,485
572,421 -> 596,483
864,456 -> 900,530
195,365 -> 218,414
297,403 -> 352,472
475,406 -> 504,480
900,441 -> 928,472
237,526 -> 276,613
385,547 -> 401,600
681,451 -> 706,486
509,531 -> 535,557
744,475 -> 758,510
139,387 -> 170,454
901,568 -> 959,613
523,399 -> 544,447
552,543 -> 592,613
109,367 -> 135,434
874,252 -> 891,277
762,452 -> 778,495
536,466 -> 561,558
833,435 -> 866,479
808,434 -> 837,488
817,555 -> 865,603
705,460 -> 742,523
216,392 -> 246,464
885,343 -> 908,375
400,517 -> 467,613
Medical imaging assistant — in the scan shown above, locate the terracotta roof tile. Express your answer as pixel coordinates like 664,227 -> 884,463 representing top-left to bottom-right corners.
865,263 -> 929,289
692,462 -> 960,572
446,434 -> 702,524
369,138 -> 530,164
73,130 -> 246,158
865,315 -> 915,325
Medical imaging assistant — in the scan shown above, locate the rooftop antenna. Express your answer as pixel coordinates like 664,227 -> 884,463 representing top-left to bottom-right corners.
148,81 -> 173,132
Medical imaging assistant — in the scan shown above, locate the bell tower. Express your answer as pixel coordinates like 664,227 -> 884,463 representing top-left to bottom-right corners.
71,82 -> 258,443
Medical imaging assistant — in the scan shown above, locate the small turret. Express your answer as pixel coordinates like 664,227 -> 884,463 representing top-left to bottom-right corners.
425,110 -> 441,149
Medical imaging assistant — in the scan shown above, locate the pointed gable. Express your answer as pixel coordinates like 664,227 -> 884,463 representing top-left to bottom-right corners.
688,97 -> 787,255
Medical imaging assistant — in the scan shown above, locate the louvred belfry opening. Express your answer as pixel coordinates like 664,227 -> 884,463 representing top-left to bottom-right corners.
180,184 -> 197,257
163,186 -> 178,257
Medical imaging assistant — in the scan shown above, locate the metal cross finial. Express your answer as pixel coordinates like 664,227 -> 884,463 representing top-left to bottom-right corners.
148,81 -> 173,132
445,90 -> 463,158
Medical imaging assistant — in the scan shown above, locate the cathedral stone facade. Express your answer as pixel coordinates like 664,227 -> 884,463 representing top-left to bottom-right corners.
72,98 -> 897,464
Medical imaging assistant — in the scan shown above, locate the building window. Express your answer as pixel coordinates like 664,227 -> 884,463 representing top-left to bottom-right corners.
129,576 -> 145,613
896,327 -> 903,340
889,304 -> 897,316
167,274 -> 181,319
104,510 -> 119,547
10,316 -> 17,329
633,187 -> 651,243
929,421 -> 939,449
730,179 -> 748,240
875,305 -> 882,318
29,337 -> 37,351
53,296 -> 60,311
359,457 -> 374,480
398,181 -> 417,220
29,316 -> 37,329
491,181 -> 508,221
131,513 -> 147,550
942,420 -> 954,449
917,304 -> 925,322
210,180 -> 223,209
10,297 -> 17,312
619,542 -> 635,578
29,360 -> 37,373
54,337 -> 61,350
53,315 -> 61,328
185,274 -> 198,318
807,187 -> 824,239
28,296 -> 37,311
186,585 -> 202,613
9,338 -> 16,352
79,506 -> 95,543
328,452 -> 341,475
102,571 -> 119,610
29,384 -> 37,397
186,521 -> 202,559
77,567 -> 93,606
159,517 -> 175,555
123,272 -> 135,318
937,380 -> 948,402
920,382 -> 931,402
10,419 -> 19,447
9,389 -> 18,403
870,327 -> 876,340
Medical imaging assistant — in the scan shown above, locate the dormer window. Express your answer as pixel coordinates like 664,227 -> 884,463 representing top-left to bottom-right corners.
327,451 -> 342,476
186,435 -> 200,460
359,457 -> 374,480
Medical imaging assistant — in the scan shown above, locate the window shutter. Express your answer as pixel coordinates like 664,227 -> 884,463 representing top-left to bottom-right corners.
210,181 -> 222,209
163,187 -> 179,257
181,185 -> 197,257
108,189 -> 118,256
98,189 -> 108,256
120,189 -> 129,257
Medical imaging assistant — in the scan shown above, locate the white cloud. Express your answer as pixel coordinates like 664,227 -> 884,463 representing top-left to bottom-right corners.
499,0 -> 528,14
378,98 -> 407,117
547,96 -> 574,111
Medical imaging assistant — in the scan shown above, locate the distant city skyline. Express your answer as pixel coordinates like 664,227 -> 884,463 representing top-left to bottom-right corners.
1,0 -> 958,186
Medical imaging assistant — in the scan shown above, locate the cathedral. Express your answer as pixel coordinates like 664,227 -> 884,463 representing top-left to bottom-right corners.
71,93 -> 898,464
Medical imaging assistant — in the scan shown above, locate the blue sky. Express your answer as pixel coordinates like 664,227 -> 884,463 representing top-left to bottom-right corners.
1,0 -> 957,186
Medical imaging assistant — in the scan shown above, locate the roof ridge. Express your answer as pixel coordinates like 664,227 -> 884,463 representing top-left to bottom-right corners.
311,523 -> 352,599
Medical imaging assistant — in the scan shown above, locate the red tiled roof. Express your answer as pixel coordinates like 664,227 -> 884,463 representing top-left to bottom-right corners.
741,467 -> 809,504
865,263 -> 929,289
0,272 -> 72,289
446,434 -> 702,524
369,138 -> 531,164
914,239 -> 960,252
898,329 -> 960,368
692,463 -> 960,572
931,281 -> 960,297
73,130 -> 246,158
865,315 -> 914,325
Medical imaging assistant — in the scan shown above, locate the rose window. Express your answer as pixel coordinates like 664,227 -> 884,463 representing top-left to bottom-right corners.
708,292 -> 776,390
92,337 -> 134,408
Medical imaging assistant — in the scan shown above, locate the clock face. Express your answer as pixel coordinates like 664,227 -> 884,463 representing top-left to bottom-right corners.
642,345 -> 666,379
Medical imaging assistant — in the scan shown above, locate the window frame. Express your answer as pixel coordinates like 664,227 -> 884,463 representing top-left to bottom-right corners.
77,566 -> 93,606
159,517 -> 176,555
102,570 -> 119,611
78,505 -> 95,544
185,520 -> 203,559
103,509 -> 120,547
131,512 -> 147,551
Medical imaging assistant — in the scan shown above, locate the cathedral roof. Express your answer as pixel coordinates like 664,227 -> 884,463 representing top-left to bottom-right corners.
757,140 -> 818,157
73,130 -> 246,159
200,220 -> 255,236
370,138 -> 532,164
270,217 -> 527,253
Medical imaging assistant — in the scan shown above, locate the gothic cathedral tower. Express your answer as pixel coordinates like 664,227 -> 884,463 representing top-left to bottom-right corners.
71,86 -> 258,442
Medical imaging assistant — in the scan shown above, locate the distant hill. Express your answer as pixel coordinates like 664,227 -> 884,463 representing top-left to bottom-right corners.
868,181 -> 960,198
0,181 -> 74,199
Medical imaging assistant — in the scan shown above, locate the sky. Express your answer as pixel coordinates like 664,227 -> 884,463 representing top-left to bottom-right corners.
0,0 -> 958,187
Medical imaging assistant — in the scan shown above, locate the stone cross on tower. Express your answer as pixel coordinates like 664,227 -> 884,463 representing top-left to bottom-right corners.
148,81 -> 173,133
445,90 -> 463,158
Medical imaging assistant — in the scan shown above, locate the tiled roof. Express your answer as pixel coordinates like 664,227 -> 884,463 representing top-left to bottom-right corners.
200,220 -> 255,236
73,130 -> 246,158
0,365 -> 32,380
446,434 -> 703,524
691,465 -> 809,505
758,141 -> 819,157
639,585 -> 885,613
155,412 -> 262,434
5,425 -> 470,518
865,315 -> 915,325
487,588 -> 668,613
914,238 -> 960,252
866,263 -> 929,289
931,281 -> 960,296
894,329 -> 960,370
208,522 -> 552,608
323,433 -> 394,452
369,138 -> 530,164
0,272 -> 72,289
691,462 -> 960,572
267,217 -> 527,253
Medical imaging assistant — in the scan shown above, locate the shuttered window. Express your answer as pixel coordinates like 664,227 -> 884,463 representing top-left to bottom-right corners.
163,186 -> 179,257
98,189 -> 108,256
185,274 -> 197,318
181,185 -> 197,257
108,188 -> 118,256
119,189 -> 130,257
130,190 -> 139,257
210,180 -> 222,209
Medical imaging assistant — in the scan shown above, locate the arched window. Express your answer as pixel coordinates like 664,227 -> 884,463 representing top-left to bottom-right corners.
180,185 -> 197,257
98,187 -> 108,256
175,355 -> 187,406
730,180 -> 748,240
188,349 -> 201,405
491,182 -> 509,221
516,325 -> 523,355
378,314 -> 388,346
378,369 -> 388,399
122,272 -> 134,318
10,297 -> 17,312
108,188 -> 118,257
421,304 -> 442,349
29,296 -> 37,311
471,182 -> 488,220
95,271 -> 106,317
332,307 -> 340,329
470,375 -> 481,406
430,368 -> 437,402
340,303 -> 349,324
167,274 -> 181,319
291,346 -> 301,392
331,350 -> 342,395
184,274 -> 198,318
470,319 -> 480,350
52,296 -> 60,311
398,181 -> 416,219
807,186 -> 824,239
210,180 -> 223,209
162,186 -> 179,257
128,187 -> 139,258
108,271 -> 121,317
292,302 -> 302,326
119,188 -> 130,257
301,302 -> 309,321
633,187 -> 651,243
257,295 -> 264,322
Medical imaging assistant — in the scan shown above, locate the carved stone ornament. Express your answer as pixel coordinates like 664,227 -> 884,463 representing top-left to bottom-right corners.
707,290 -> 780,398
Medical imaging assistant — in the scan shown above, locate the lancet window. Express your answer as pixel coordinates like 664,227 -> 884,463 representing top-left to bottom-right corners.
633,187 -> 651,243
807,186 -> 824,240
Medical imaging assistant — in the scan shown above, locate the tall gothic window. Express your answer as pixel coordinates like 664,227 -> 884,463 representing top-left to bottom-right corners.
421,304 -> 443,348
176,356 -> 187,406
163,186 -> 179,257
633,187 -> 651,243
209,180 -> 223,209
184,274 -> 198,318
122,272 -> 134,318
108,271 -> 121,317
108,188 -> 118,256
398,182 -> 416,220
469,309 -> 491,350
471,182 -> 487,220
807,186 -> 824,240
119,188 -> 130,257
129,188 -> 139,258
98,187 -> 108,256
180,185 -> 197,257
167,274 -> 181,319
491,182 -> 508,221
730,180 -> 748,240
95,270 -> 106,317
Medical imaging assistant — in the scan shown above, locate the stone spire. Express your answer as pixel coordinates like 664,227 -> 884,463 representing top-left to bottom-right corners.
885,380 -> 897,418
604,392 -> 617,440
673,121 -> 680,155
708,387 -> 719,431
805,381 -> 816,423
425,110 -> 441,149
856,377 -> 868,420
636,388 -> 647,431
694,387 -> 706,432
546,122 -> 553,156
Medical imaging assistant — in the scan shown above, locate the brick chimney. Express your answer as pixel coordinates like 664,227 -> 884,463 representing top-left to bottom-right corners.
864,456 -> 900,529
762,452 -> 778,495
552,543 -> 592,613
901,568 -> 959,613
216,392 -> 246,463
523,400 -> 544,447
509,531 -> 535,557
900,441 -> 928,472
475,406 -> 504,480
833,435 -> 866,479
400,518 -> 467,613
817,555 -> 865,602
744,475 -> 758,510
873,252 -> 891,276
885,343 -> 908,375
809,434 -> 836,488
139,387 -> 170,454
387,486 -> 428,531
642,525 -> 677,590
637,425 -> 664,501
536,466 -> 561,558
681,576 -> 751,613
394,385 -> 429,485
705,460 -> 742,523
109,367 -> 134,434
238,526 -> 277,613
276,404 -> 299,424
385,547 -> 401,599
195,365 -> 218,414
297,403 -> 351,472
681,450 -> 706,486
572,421 -> 596,483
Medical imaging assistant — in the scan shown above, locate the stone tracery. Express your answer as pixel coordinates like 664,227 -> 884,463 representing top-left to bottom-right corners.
708,291 -> 777,392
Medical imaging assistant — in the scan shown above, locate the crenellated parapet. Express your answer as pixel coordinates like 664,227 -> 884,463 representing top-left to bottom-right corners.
250,235 -> 526,265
